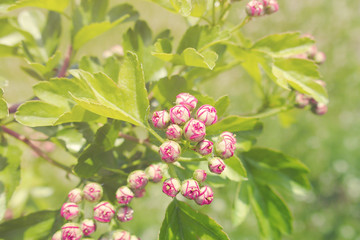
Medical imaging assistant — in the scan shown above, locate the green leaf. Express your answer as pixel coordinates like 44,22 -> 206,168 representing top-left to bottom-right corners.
0,44 -> 17,57
273,58 -> 328,104
70,52 -> 149,127
147,0 -> 176,12
74,121 -> 121,178
232,182 -> 250,227
73,17 -> 128,50
252,32 -> 315,57
0,89 -> 8,119
8,0 -> 70,13
81,0 -> 109,23
155,75 -> 189,106
107,3 -> 139,23
0,210 -> 58,240
248,182 -> 292,239
206,115 -> 259,135
159,199 -> 230,240
223,155 -> 247,181
41,11 -> 61,57
214,95 -> 230,117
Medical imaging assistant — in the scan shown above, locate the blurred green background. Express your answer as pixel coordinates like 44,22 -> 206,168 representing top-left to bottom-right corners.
1,0 -> 359,239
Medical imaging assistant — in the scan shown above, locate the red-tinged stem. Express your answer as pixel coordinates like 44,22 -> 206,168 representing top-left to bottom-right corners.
1,126 -> 73,174
57,46 -> 73,78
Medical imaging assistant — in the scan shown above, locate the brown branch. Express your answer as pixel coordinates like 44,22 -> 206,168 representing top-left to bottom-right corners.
118,132 -> 159,152
1,126 -> 73,174
57,46 -> 73,78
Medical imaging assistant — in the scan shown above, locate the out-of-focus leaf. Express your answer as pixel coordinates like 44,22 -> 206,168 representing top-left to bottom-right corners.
0,88 -> 8,119
248,182 -> 292,239
41,11 -> 61,57
81,0 -> 109,23
159,199 -> 230,240
107,3 -> 139,23
0,210 -> 58,240
146,0 -> 176,12
252,32 -> 315,57
0,44 -> 17,57
53,126 -> 86,153
273,58 -> 328,104
207,115 -> 259,135
170,0 -> 192,16
8,0 -> 70,13
214,95 -> 230,117
223,155 -> 247,181
232,181 -> 250,227
74,121 -> 121,178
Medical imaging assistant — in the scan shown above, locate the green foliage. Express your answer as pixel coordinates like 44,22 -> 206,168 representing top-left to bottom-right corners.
0,88 -> 9,119
159,199 -> 230,240
8,0 -> 70,13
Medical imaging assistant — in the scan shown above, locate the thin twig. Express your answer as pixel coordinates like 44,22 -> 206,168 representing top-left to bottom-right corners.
57,46 -> 73,78
1,126 -> 73,174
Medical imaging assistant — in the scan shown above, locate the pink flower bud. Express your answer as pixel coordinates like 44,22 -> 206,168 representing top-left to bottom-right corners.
295,93 -> 310,108
145,164 -> 163,183
113,230 -> 131,240
170,105 -> 190,125
116,186 -> 134,205
116,206 -> 134,222
162,178 -> 181,197
60,203 -> 80,220
306,45 -> 318,59
208,157 -> 226,174
159,140 -> 181,163
193,169 -> 207,183
215,138 -> 235,159
196,139 -> 213,155
181,179 -> 200,200
265,0 -> 279,14
61,223 -> 82,240
93,201 -> 115,223
195,186 -> 214,205
184,119 -> 206,142
246,0 -> 265,16
152,110 -> 170,129
83,183 -> 103,202
175,93 -> 198,111
52,230 -> 62,240
314,52 -> 326,65
133,188 -> 146,198
196,105 -> 218,126
220,132 -> 237,144
81,219 -> 96,236
166,124 -> 182,141
312,103 -> 328,115
127,170 -> 148,190
68,188 -> 83,204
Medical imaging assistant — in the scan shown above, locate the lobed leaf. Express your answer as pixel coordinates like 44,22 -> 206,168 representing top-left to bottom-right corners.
232,181 -> 250,227
159,199 -> 230,240
206,115 -> 259,135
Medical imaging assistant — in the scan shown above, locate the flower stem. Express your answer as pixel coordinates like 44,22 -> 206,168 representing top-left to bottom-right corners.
230,16 -> 251,33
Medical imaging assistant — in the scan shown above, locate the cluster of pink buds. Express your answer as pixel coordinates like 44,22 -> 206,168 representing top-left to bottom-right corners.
151,93 -> 236,206
295,80 -> 328,115
53,181 -> 142,239
293,34 -> 326,65
245,0 -> 279,17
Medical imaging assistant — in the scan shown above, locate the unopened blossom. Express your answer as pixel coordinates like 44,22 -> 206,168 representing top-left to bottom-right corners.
81,219 -> 96,236
113,230 -> 131,240
166,124 -> 182,141
307,45 -> 318,59
116,186 -> 134,205
159,140 -> 181,163
208,157 -> 226,174
93,201 -> 115,223
295,93 -> 311,108
117,206 -> 134,222
127,170 -> 148,190
83,182 -> 103,202
181,179 -> 200,200
68,188 -> 83,204
312,103 -> 328,115
184,119 -> 206,142
169,105 -> 190,125
175,93 -> 198,111
145,164 -> 163,183
265,0 -> 279,14
193,169 -> 207,183
196,105 -> 218,126
61,223 -> 82,240
215,138 -> 235,159
195,186 -> 214,205
162,178 -> 181,197
51,230 -> 62,240
196,139 -> 213,155
152,110 -> 170,129
133,188 -> 146,198
314,52 -> 326,65
60,203 -> 80,220
220,132 -> 237,144
246,0 -> 265,16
